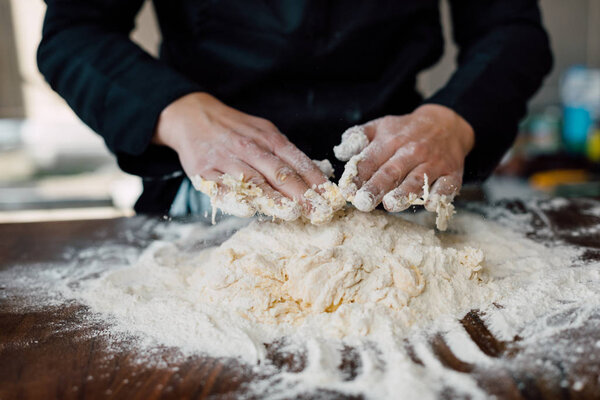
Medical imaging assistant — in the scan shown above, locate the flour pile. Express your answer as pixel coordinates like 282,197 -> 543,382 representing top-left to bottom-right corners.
181,209 -> 482,332
42,205 -> 586,399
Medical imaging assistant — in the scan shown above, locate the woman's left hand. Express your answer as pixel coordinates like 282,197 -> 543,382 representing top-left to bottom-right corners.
338,104 -> 475,212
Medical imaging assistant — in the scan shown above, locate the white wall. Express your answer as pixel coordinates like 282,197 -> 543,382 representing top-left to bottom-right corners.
419,0 -> 600,107
2,0 -> 160,123
0,0 -> 24,118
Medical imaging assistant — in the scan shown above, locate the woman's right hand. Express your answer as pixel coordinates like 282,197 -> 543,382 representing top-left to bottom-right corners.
153,92 -> 330,216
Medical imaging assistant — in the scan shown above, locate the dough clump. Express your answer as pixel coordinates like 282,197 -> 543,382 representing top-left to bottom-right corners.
333,125 -> 369,161
189,208 -> 484,333
191,159 -> 346,225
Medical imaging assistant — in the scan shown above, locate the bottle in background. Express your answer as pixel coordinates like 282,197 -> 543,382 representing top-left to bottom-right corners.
560,66 -> 600,155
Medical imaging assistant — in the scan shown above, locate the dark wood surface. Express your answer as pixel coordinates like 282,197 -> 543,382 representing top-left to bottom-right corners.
1,199 -> 600,400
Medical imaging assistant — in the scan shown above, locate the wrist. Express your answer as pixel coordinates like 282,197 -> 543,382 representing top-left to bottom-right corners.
415,104 -> 475,154
153,92 -> 215,150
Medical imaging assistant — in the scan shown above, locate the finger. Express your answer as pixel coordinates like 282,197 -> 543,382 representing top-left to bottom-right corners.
233,117 -> 329,187
190,169 -> 257,218
189,168 -> 222,185
352,149 -> 420,212
229,132 -> 311,202
338,139 -> 401,201
424,174 -> 461,213
382,165 -> 436,212
222,160 -> 302,221
355,140 -> 395,181
424,174 -> 460,231
189,169 -> 225,197
362,118 -> 382,141
257,134 -> 346,213
228,135 -> 338,222
270,138 -> 330,191
342,120 -> 417,201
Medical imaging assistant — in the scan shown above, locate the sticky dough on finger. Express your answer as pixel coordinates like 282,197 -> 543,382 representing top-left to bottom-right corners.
333,125 -> 370,162
381,174 -> 456,231
191,173 -> 346,225
191,174 -> 301,223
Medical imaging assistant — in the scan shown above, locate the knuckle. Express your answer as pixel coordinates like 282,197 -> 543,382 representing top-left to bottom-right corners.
190,156 -> 214,172
197,165 -> 214,176
269,133 -> 289,150
381,115 -> 397,127
384,133 -> 403,149
412,142 -> 428,158
358,157 -> 377,174
262,119 -> 279,132
254,117 -> 275,129
381,161 -> 404,178
234,134 -> 254,149
406,173 -> 424,187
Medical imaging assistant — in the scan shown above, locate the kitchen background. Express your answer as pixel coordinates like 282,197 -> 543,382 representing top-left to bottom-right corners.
1,0 -> 599,222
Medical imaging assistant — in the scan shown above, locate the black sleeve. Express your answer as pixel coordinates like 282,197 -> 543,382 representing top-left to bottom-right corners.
37,0 -> 202,172
424,0 -> 553,182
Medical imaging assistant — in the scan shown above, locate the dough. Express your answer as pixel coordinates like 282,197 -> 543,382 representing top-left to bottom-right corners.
189,208 -> 483,331
312,159 -> 335,178
382,174 -> 456,231
191,159 -> 346,225
333,125 -> 369,161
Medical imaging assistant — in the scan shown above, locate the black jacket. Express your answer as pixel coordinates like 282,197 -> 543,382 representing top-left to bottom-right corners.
38,0 -> 553,213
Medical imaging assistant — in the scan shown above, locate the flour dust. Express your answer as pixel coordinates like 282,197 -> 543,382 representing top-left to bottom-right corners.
3,201 -> 598,399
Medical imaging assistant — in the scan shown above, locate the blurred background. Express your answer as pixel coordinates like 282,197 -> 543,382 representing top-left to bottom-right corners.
1,0 -> 599,223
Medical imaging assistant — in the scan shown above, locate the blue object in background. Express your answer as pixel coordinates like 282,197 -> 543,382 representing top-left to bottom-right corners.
563,106 -> 591,153
561,65 -> 600,154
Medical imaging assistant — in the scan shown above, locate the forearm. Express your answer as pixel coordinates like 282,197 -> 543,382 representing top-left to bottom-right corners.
425,0 -> 553,181
38,1 -> 201,157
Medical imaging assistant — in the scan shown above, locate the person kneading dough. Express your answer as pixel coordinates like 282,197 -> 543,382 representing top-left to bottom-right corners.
38,0 -> 552,227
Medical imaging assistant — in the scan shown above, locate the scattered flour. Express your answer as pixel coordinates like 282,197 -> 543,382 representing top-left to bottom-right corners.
4,201 -> 597,399
43,206 -> 585,399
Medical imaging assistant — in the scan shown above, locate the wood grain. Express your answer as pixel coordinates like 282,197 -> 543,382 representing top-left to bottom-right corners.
1,199 -> 600,399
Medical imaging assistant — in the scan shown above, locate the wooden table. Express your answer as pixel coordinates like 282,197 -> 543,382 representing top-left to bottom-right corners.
2,199 -> 600,399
